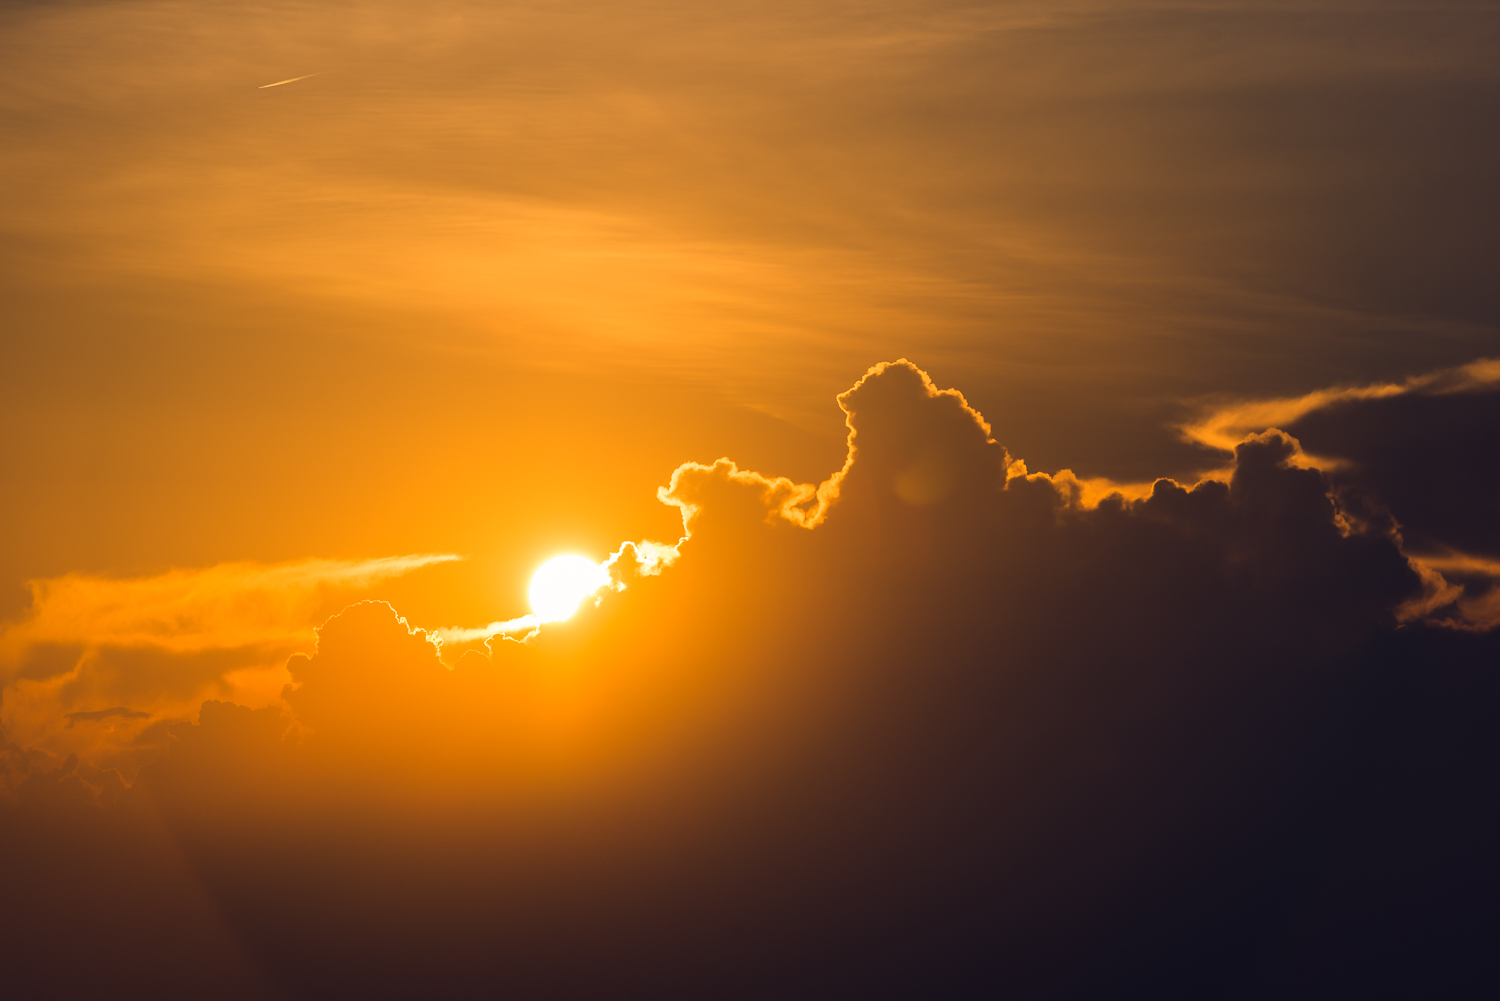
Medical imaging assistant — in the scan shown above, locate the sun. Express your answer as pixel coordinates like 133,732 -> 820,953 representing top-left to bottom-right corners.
528,554 -> 611,623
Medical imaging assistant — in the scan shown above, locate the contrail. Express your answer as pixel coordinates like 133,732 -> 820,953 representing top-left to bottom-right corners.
259,73 -> 319,89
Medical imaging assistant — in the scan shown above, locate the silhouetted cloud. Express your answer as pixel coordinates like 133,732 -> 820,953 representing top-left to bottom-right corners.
5,0 -> 1500,991
6,359 -> 1499,998
1174,357 -> 1500,630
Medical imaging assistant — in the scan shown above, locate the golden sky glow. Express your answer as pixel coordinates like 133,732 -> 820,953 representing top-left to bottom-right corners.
2,2 -> 1499,996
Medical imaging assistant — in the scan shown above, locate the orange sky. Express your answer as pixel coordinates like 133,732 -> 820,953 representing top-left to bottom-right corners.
2,3 -> 1499,995
4,1 -> 1497,624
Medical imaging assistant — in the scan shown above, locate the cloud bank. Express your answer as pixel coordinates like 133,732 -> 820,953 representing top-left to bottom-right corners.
0,553 -> 460,780
4,360 -> 1498,998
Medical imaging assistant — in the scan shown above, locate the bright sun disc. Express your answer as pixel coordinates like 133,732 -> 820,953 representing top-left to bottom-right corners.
529,554 -> 611,623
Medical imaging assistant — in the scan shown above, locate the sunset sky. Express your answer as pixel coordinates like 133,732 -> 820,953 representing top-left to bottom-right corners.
3,2 -> 1499,997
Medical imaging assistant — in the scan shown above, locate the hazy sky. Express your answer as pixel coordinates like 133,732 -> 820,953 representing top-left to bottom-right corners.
3,3 -> 1499,996
4,1 -> 1497,619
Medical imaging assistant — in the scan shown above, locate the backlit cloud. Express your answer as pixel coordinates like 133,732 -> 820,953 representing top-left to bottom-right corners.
4,0 -> 1499,991
1182,356 -> 1500,459
0,553 -> 459,776
4,358 -> 1498,997
1173,357 -> 1500,630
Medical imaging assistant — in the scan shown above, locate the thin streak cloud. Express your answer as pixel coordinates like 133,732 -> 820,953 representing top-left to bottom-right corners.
258,72 -> 319,89
1182,357 -> 1500,458
1054,357 -> 1500,508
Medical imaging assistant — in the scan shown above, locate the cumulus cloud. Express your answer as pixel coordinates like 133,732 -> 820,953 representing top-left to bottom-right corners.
6,359 -> 1499,997
659,359 -> 1005,531
1054,356 -> 1500,512
0,553 -> 460,778
1170,356 -> 1500,631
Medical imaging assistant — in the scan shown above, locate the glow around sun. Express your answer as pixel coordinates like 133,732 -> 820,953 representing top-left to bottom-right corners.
528,554 -> 612,623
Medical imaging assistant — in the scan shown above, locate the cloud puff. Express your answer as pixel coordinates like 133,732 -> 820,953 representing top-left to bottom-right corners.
658,359 -> 1004,535
1172,357 -> 1500,630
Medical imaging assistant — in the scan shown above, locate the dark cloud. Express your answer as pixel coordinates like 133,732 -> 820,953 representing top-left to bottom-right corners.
1260,373 -> 1500,630
63,706 -> 150,728
1287,384 -> 1500,559
6,359 -> 1500,998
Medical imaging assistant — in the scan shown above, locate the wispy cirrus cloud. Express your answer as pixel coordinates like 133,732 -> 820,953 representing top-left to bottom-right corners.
1180,357 -> 1500,459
